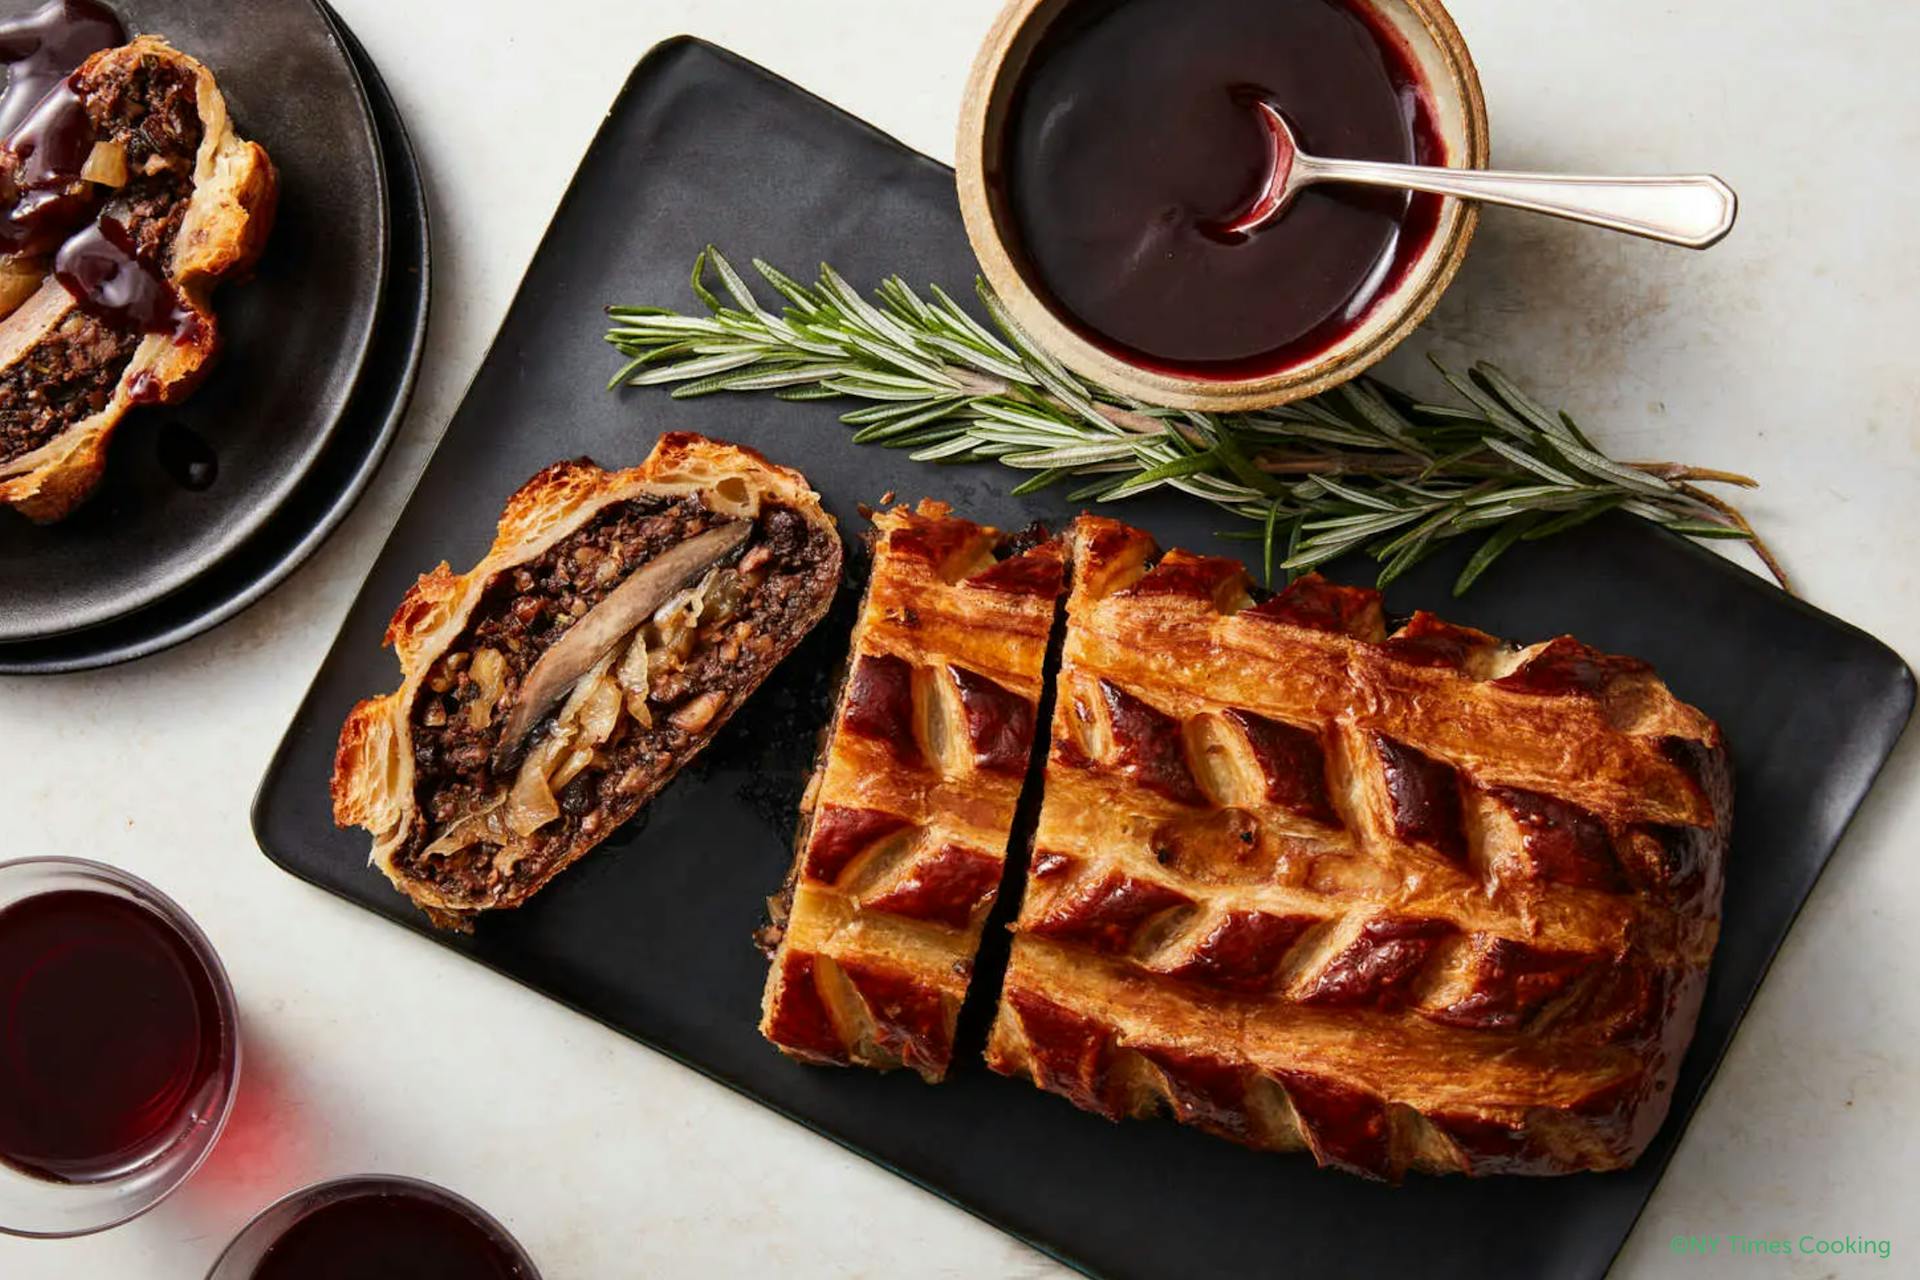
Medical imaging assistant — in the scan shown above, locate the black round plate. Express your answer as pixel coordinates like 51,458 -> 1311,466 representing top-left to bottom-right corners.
0,3 -> 427,674
0,0 -> 387,642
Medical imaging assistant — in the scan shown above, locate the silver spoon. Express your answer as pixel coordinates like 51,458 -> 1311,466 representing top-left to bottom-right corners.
1221,101 -> 1738,249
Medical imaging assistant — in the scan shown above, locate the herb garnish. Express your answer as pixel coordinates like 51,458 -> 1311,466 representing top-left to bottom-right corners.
606,248 -> 1782,594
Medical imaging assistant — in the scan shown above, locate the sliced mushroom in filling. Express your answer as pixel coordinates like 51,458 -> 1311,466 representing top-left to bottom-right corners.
398,491 -> 839,901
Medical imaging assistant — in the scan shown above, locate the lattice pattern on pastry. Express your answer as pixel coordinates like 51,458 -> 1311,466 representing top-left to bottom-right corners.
988,515 -> 1729,1177
761,502 -> 1065,1081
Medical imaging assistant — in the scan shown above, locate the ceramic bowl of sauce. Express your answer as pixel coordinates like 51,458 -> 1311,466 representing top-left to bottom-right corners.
958,0 -> 1488,410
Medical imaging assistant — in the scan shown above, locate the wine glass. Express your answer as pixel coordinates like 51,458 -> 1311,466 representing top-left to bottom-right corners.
0,857 -> 240,1238
205,1175 -> 541,1278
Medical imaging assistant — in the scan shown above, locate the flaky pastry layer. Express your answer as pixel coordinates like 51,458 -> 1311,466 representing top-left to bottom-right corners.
986,515 -> 1730,1179
333,433 -> 841,928
759,502 -> 1065,1080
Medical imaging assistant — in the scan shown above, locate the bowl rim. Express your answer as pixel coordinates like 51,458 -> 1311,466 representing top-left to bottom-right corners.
954,0 -> 1492,412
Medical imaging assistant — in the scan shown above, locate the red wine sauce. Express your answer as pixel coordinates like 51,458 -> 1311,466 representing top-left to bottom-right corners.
2,2 -> 205,344
0,0 -> 121,138
995,0 -> 1445,377
0,889 -> 223,1183
0,0 -> 126,254
251,1191 -> 530,1280
55,216 -> 201,340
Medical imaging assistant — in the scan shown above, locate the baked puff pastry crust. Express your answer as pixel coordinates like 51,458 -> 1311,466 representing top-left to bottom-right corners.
760,502 -> 1066,1081
332,433 -> 842,929
0,36 -> 277,522
986,515 -> 1730,1179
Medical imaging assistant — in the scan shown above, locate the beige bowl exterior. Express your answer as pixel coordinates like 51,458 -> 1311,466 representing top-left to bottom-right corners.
956,0 -> 1490,411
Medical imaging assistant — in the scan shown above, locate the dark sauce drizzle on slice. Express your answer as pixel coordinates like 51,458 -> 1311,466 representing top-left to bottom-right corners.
55,217 -> 200,342
0,0 -> 122,135
0,0 -> 126,253
3,2 -> 200,350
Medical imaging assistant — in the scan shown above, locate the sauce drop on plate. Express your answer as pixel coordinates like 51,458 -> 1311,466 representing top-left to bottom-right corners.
157,419 -> 219,489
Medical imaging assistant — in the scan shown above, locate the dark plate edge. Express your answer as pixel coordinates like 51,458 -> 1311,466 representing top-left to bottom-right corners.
246,845 -> 1104,1280
247,34 -> 1920,1280
2,0 -> 396,642
0,3 -> 430,675
1604,658 -> 1913,1260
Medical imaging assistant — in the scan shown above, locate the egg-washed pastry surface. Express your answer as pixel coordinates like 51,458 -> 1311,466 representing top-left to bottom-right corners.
332,434 -> 842,930
760,502 -> 1065,1081
986,515 -> 1730,1179
0,34 -> 277,522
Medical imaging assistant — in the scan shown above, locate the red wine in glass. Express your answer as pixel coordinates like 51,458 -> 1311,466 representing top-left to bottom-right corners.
0,889 -> 225,1183
207,1177 -> 540,1279
249,1187 -> 532,1280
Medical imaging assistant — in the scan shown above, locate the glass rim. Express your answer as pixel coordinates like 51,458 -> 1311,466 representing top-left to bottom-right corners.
0,856 -> 243,1240
205,1174 -> 543,1279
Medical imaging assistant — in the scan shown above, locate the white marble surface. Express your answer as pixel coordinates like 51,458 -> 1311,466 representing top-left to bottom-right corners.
3,0 -> 1916,1275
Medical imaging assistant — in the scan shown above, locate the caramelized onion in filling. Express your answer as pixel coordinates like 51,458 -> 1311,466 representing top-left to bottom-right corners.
397,491 -> 838,899
0,53 -> 203,464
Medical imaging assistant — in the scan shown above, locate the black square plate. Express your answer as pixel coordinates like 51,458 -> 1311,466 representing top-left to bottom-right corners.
253,38 -> 1914,1280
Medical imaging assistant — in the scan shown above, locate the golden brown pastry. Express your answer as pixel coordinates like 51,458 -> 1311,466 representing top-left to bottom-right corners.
760,502 -> 1065,1081
0,36 -> 277,522
332,434 -> 842,930
986,515 -> 1730,1178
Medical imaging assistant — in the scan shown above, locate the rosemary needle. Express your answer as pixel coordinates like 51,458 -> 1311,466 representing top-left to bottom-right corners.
605,248 -> 1783,596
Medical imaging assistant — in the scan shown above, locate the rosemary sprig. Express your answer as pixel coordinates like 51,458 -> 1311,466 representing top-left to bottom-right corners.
605,248 -> 1784,595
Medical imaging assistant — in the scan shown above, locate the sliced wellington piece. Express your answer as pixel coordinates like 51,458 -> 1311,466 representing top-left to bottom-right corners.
760,501 -> 1066,1082
331,433 -> 843,930
986,515 -> 1731,1179
0,36 -> 277,522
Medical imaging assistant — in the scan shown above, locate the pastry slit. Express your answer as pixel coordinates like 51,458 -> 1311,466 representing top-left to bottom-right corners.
986,515 -> 1730,1179
944,547 -> 1072,1052
759,503 -> 1068,1081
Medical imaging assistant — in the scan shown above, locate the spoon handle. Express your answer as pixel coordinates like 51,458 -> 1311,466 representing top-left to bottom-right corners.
1302,158 -> 1738,249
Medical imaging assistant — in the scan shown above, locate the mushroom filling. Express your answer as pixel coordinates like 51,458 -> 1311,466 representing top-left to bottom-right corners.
74,54 -> 203,265
398,492 -> 837,899
0,313 -> 139,462
0,53 -> 202,465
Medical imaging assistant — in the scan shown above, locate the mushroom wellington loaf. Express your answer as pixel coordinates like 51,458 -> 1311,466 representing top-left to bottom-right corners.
760,503 -> 1065,1081
986,515 -> 1730,1179
0,36 -> 277,522
332,435 -> 842,929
